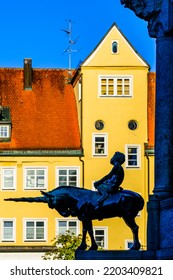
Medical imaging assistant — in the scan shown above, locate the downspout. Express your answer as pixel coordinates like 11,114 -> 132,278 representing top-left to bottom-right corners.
145,151 -> 150,199
79,73 -> 85,188
79,156 -> 84,188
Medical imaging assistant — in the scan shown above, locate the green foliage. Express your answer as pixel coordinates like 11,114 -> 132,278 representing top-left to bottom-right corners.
42,231 -> 83,260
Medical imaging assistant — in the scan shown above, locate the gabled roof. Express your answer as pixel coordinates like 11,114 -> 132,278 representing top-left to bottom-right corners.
0,68 -> 81,154
81,22 -> 150,68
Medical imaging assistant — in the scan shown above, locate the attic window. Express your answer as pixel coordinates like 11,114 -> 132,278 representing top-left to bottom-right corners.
0,107 -> 11,141
0,125 -> 10,138
112,41 -> 118,54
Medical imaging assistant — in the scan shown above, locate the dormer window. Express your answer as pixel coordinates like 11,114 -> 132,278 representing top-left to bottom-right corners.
0,125 -> 10,138
0,107 -> 11,142
112,41 -> 118,54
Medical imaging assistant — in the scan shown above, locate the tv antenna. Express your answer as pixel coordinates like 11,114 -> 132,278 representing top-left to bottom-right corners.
61,20 -> 79,76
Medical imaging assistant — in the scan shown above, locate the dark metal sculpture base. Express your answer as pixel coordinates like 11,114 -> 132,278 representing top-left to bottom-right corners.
75,249 -> 173,260
75,250 -> 155,260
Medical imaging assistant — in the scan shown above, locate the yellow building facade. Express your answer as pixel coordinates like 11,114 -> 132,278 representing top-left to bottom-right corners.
0,67 -> 83,259
0,23 -> 151,259
72,23 -> 150,250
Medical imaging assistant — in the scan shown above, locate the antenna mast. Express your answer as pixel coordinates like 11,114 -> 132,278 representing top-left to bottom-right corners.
62,20 -> 78,76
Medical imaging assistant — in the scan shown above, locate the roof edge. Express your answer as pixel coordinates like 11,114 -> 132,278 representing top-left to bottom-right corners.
80,22 -> 150,68
0,149 -> 83,157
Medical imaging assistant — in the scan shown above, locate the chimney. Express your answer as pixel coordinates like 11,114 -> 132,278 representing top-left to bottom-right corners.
24,58 -> 32,90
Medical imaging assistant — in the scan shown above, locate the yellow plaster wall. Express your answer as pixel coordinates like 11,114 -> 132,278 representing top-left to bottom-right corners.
74,23 -> 149,250
0,156 -> 82,246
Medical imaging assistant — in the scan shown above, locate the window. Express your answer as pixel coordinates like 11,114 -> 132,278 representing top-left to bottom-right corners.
125,240 -> 134,250
112,41 -> 118,54
0,125 -> 10,138
24,167 -> 47,189
125,145 -> 141,168
1,168 -> 16,190
93,227 -> 107,249
128,120 -> 138,130
24,219 -> 47,241
99,76 -> 132,97
92,134 -> 108,156
1,219 -> 15,241
0,107 -> 11,141
95,120 -> 105,130
56,167 -> 79,187
56,219 -> 79,236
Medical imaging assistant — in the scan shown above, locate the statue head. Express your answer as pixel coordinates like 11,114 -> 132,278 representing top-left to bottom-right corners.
41,191 -> 58,209
120,0 -> 162,20
110,151 -> 125,166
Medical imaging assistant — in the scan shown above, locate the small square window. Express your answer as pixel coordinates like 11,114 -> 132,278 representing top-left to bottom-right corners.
1,168 -> 16,190
0,125 -> 10,138
93,227 -> 107,249
0,107 -> 11,142
56,219 -> 79,236
125,145 -> 141,168
93,134 -> 108,156
24,167 -> 47,189
2,219 -> 15,241
24,219 -> 47,241
56,167 -> 79,187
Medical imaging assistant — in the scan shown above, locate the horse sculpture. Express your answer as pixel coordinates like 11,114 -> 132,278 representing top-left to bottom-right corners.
5,186 -> 144,251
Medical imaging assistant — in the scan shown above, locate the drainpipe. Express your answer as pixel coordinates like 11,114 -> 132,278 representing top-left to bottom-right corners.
79,156 -> 84,188
79,73 -> 84,188
145,151 -> 150,199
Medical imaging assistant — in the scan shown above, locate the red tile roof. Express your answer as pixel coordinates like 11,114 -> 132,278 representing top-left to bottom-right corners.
0,68 -> 81,151
147,72 -> 156,149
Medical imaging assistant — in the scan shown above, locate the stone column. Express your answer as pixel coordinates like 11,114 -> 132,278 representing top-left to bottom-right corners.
154,35 -> 173,197
121,0 -> 173,255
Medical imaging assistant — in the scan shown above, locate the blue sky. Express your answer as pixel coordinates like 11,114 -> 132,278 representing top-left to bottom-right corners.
0,0 -> 156,70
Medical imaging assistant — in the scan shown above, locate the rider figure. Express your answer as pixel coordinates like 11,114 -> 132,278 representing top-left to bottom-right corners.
94,151 -> 125,209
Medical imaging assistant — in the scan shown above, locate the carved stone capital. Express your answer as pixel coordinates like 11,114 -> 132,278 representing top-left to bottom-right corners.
121,0 -> 173,38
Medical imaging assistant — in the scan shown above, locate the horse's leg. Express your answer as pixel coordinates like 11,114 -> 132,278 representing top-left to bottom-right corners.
76,220 -> 88,250
123,215 -> 140,250
87,220 -> 98,250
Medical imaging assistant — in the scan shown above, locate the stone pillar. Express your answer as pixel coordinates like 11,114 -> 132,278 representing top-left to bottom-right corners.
154,36 -> 173,197
121,0 -> 173,256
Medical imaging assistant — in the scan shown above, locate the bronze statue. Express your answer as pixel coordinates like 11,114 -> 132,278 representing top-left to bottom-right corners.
94,152 -> 125,209
5,185 -> 144,250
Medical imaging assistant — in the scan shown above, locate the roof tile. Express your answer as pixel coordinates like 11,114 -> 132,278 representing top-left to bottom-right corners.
0,68 -> 81,150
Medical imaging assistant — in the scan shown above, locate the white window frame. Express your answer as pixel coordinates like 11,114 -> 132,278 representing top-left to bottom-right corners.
0,125 -> 10,138
92,133 -> 108,157
23,218 -> 47,242
56,166 -> 80,187
24,167 -> 48,190
56,219 -> 80,236
1,167 -> 16,190
1,218 -> 16,242
99,75 -> 133,97
125,145 -> 141,168
93,227 -> 108,249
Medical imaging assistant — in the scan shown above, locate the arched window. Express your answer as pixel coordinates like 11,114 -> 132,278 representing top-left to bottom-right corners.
112,41 -> 118,54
